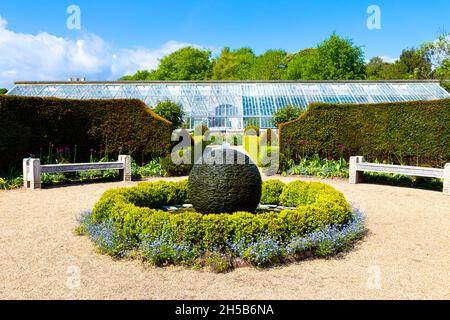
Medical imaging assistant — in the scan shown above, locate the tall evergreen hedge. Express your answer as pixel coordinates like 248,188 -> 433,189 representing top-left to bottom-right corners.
0,95 -> 173,170
279,99 -> 450,168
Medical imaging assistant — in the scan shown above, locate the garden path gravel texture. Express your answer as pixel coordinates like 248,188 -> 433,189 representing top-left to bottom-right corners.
0,176 -> 449,300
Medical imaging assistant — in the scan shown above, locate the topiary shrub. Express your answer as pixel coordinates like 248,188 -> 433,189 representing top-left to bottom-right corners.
0,95 -> 173,170
261,180 -> 285,205
244,125 -> 260,136
160,153 -> 192,177
279,100 -> 450,168
188,149 -> 262,214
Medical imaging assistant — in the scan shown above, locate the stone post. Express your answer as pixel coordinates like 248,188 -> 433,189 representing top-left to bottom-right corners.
23,158 -> 41,189
443,163 -> 450,196
118,155 -> 132,182
23,158 -> 29,188
349,156 -> 364,184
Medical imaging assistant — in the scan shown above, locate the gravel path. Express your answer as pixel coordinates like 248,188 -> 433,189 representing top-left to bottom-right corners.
0,176 -> 449,300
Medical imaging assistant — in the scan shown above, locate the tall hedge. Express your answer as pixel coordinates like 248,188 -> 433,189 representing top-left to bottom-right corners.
0,95 -> 173,170
279,99 -> 450,168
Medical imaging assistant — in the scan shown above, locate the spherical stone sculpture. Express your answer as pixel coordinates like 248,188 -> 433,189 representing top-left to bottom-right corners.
188,148 -> 262,214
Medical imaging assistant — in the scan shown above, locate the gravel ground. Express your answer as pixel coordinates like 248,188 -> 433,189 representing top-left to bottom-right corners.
0,176 -> 449,300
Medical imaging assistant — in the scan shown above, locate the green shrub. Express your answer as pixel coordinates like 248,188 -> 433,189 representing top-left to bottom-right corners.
160,154 -> 192,177
279,100 -> 450,168
153,100 -> 184,128
204,251 -> 233,273
261,180 -> 285,205
89,180 -> 351,254
272,105 -> 304,127
0,95 -> 173,170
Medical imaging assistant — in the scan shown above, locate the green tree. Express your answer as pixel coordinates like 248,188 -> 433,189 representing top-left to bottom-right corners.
212,47 -> 256,80
153,101 -> 185,128
366,57 -> 389,79
398,48 -> 432,79
421,32 -> 450,80
0,88 -> 7,95
272,105 -> 304,127
120,70 -> 153,80
251,50 -> 288,80
367,57 -> 409,80
122,47 -> 213,81
306,33 -> 366,80
283,48 -> 316,80
152,47 -> 212,80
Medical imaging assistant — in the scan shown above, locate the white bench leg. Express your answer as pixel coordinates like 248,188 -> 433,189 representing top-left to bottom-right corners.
443,163 -> 450,196
349,156 -> 364,184
119,155 -> 132,182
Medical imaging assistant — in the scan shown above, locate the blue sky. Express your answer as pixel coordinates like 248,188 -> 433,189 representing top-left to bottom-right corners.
0,0 -> 449,87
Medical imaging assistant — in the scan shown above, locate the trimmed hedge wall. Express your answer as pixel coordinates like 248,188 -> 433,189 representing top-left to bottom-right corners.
279,99 -> 450,168
0,95 -> 173,170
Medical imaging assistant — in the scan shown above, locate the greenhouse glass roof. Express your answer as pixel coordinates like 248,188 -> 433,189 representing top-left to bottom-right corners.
8,81 -> 450,130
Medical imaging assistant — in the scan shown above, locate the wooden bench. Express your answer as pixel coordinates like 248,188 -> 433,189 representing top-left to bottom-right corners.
23,155 -> 131,189
349,156 -> 450,195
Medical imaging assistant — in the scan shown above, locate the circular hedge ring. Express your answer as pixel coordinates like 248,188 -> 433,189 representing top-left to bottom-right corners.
79,179 -> 364,270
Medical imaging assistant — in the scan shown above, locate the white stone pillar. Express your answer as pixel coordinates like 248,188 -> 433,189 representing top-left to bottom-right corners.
443,163 -> 450,196
119,155 -> 132,182
349,156 -> 364,184
28,159 -> 41,189
23,158 -> 29,188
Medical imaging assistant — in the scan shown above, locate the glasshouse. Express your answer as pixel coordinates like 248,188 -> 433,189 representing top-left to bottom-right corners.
8,80 -> 450,130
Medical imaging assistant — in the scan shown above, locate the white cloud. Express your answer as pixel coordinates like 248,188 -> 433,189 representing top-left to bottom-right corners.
379,55 -> 398,64
0,15 -> 206,88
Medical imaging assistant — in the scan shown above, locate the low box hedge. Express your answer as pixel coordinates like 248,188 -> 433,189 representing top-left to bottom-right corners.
0,95 -> 173,170
279,99 -> 450,168
89,180 -> 352,253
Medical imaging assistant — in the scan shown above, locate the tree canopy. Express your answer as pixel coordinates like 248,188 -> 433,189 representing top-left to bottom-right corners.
212,47 -> 256,80
153,101 -> 185,128
367,48 -> 433,80
122,47 -> 212,81
306,33 -> 366,80
250,49 -> 288,80
121,32 -> 449,86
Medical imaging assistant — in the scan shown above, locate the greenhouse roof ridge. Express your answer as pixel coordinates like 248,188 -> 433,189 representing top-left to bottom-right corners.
14,80 -> 444,85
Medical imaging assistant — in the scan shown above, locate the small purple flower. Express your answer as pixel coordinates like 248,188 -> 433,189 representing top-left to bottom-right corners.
328,155 -> 333,160
300,140 -> 306,146
337,143 -> 344,150
99,144 -> 105,148
57,147 -> 64,154
89,148 -> 94,153
160,143 -> 166,148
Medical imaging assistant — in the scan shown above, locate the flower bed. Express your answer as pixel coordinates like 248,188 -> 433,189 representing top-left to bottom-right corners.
78,180 -> 365,272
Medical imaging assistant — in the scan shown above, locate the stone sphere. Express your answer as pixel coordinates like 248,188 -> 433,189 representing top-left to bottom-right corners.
188,148 -> 262,214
